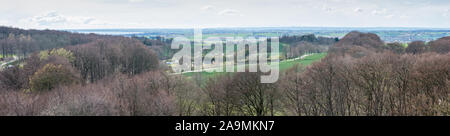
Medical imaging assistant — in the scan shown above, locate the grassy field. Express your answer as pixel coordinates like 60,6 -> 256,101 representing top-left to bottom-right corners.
182,53 -> 328,80
0,54 -> 17,59
279,53 -> 327,71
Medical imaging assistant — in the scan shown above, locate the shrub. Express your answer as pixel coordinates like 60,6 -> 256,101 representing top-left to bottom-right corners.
406,41 -> 427,54
39,48 -> 75,63
29,63 -> 79,92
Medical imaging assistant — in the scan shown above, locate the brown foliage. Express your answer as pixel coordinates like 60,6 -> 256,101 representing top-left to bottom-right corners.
201,74 -> 239,116
386,42 -> 405,54
279,51 -> 449,116
330,31 -> 384,57
0,71 -> 185,116
201,72 -> 281,116
29,56 -> 80,92
428,36 -> 450,54
406,41 -> 427,54
0,67 -> 27,90
69,37 -> 159,82
334,31 -> 384,49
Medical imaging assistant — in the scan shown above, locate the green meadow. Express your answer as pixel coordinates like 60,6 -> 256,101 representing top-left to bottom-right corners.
182,53 -> 328,80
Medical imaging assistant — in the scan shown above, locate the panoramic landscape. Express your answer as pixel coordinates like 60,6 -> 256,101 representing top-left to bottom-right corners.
0,0 -> 449,117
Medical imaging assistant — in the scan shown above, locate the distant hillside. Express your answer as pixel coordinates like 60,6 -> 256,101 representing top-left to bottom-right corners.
335,31 -> 384,48
329,31 -> 450,57
429,36 -> 450,54
71,27 -> 450,42
329,31 -> 384,58
280,34 -> 338,59
0,26 -> 107,59
280,34 -> 338,45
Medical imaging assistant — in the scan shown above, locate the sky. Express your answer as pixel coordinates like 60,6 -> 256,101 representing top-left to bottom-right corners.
1,0 -> 450,29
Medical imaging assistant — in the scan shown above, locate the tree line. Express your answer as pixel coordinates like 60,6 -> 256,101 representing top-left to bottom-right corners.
280,34 -> 338,59
133,34 -> 339,61
0,27 -> 159,92
0,26 -> 110,60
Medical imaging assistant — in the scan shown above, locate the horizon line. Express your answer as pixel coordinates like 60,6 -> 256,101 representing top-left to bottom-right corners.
65,26 -> 450,31
3,25 -> 450,32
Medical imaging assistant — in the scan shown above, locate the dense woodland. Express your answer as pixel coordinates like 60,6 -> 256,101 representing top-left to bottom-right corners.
133,34 -> 337,61
0,27 -> 449,116
280,34 -> 338,59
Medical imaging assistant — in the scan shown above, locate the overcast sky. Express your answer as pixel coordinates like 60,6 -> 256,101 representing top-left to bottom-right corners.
1,0 -> 450,29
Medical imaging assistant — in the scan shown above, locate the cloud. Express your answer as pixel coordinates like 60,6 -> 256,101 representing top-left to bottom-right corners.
29,11 -> 68,26
3,0 -> 450,29
385,14 -> 395,19
322,5 -> 335,13
371,9 -> 388,15
128,0 -> 144,3
19,11 -> 110,29
399,15 -> 409,19
201,5 -> 215,11
354,8 -> 363,13
0,20 -> 9,26
444,9 -> 449,17
218,9 -> 242,16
